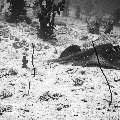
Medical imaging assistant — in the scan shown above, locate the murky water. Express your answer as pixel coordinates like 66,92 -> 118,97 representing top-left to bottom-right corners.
64,0 -> 120,18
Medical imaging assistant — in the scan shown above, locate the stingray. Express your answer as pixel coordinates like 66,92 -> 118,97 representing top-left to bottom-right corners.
47,43 -> 120,70
59,45 -> 81,58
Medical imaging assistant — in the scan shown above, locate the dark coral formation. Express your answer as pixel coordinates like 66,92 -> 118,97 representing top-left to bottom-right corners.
0,68 -> 18,78
38,91 -> 63,101
0,105 -> 13,115
87,16 -> 115,34
87,17 -> 101,34
0,89 -> 13,100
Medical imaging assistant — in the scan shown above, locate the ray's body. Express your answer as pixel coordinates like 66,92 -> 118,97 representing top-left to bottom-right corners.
47,43 -> 120,70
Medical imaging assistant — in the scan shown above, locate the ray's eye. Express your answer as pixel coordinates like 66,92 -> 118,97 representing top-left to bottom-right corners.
113,45 -> 120,52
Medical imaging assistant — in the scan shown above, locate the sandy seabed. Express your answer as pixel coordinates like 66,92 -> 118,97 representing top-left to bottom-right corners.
0,17 -> 120,120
